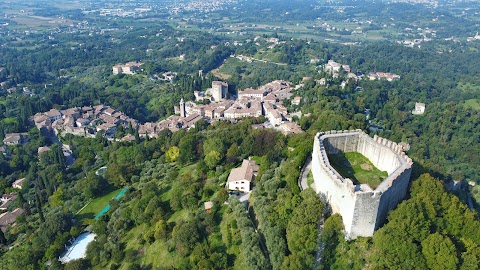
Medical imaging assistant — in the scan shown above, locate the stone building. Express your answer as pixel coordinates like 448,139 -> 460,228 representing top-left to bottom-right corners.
112,62 -> 143,75
193,81 -> 229,102
211,81 -> 229,101
238,88 -> 267,100
0,208 -> 24,231
2,133 -> 29,145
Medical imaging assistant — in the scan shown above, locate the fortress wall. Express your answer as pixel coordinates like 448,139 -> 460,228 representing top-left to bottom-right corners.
375,167 -> 412,228
312,135 -> 356,232
312,130 -> 413,239
323,132 -> 360,154
349,191 -> 381,238
357,135 -> 401,174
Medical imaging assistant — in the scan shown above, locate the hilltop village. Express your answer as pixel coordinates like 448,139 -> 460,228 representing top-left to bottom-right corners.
175,80 -> 304,134
1,56 -> 410,165
30,80 -> 305,142
4,56 -> 402,149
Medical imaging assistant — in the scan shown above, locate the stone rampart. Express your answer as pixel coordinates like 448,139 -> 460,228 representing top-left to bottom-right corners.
312,130 -> 413,239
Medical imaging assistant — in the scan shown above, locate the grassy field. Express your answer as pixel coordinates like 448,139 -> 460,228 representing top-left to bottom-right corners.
168,209 -> 191,223
220,207 -> 247,270
142,239 -> 181,269
9,14 -> 74,28
329,152 -> 387,189
77,187 -> 122,220
458,82 -> 480,93
211,66 -> 231,80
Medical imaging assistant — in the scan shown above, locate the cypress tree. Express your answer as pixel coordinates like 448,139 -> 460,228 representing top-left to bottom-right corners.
134,128 -> 140,143
35,191 -> 45,222
128,122 -> 134,135
0,229 -> 7,245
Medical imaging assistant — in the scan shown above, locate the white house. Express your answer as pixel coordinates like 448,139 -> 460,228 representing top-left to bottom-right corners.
45,109 -> 62,122
12,178 -> 26,189
76,118 -> 90,127
412,102 -> 426,115
227,160 -> 259,192
2,133 -> 29,145
292,96 -> 302,106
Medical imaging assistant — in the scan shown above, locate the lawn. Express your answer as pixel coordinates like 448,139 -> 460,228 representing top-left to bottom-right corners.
168,209 -> 191,223
77,187 -> 122,220
328,152 -> 388,189
178,164 -> 197,175
1,117 -> 17,124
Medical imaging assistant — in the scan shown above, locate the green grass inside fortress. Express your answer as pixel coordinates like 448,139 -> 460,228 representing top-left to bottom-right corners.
329,152 -> 388,189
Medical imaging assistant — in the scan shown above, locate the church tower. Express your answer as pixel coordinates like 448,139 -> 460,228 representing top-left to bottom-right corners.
180,98 -> 186,118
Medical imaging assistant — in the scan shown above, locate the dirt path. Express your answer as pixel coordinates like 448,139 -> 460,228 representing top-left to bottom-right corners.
298,156 -> 313,191
298,155 -> 327,270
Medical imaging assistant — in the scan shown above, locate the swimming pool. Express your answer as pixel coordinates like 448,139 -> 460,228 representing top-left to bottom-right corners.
59,232 -> 96,263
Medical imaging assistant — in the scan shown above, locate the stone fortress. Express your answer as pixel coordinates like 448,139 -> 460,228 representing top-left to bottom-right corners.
311,130 -> 413,239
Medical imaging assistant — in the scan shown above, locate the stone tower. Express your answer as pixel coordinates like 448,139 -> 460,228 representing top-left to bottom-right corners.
211,82 -> 223,101
180,98 -> 186,118
211,81 -> 228,101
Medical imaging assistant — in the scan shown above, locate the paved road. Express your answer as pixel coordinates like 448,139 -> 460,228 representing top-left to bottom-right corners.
298,156 -> 313,191
239,191 -> 251,203
62,144 -> 75,167
47,131 -> 75,168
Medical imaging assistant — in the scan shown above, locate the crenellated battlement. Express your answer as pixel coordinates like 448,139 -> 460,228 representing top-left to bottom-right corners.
312,130 -> 413,239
